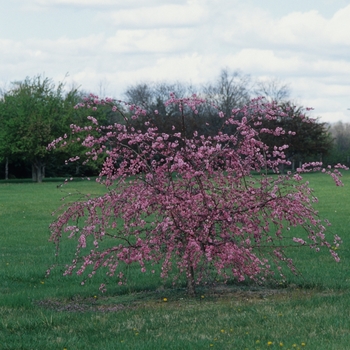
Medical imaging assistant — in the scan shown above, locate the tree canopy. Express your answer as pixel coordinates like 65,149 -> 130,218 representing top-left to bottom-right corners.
324,121 -> 350,166
0,76 -> 115,181
0,71 -> 338,180
257,102 -> 333,170
47,94 -> 346,295
0,76 -> 76,181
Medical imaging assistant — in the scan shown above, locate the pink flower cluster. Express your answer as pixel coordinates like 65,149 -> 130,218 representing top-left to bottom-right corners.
48,95 -> 346,293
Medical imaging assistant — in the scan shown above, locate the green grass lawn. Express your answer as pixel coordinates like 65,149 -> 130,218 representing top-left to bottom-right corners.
0,174 -> 350,350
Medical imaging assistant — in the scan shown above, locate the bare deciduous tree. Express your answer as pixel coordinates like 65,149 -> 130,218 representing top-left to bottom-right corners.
254,78 -> 290,103
202,68 -> 251,117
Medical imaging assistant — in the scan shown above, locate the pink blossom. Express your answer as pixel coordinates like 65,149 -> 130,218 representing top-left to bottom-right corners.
48,94 -> 345,294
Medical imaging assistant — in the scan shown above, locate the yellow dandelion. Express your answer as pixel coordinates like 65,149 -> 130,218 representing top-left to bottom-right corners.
280,342 -> 284,346
301,343 -> 306,346
201,295 -> 205,299
40,281 -> 45,284
267,341 -> 273,346
220,329 -> 225,333
163,298 -> 168,302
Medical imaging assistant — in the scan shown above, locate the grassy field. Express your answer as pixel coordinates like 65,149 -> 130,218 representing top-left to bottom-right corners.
0,173 -> 349,350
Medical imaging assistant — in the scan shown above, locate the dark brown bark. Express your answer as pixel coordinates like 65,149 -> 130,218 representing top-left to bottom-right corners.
186,264 -> 196,296
32,160 -> 44,183
5,157 -> 8,180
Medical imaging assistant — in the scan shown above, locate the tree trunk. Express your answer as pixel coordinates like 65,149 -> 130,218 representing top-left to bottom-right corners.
37,164 -> 43,183
32,164 -> 37,182
279,163 -> 285,174
32,160 -> 44,183
5,157 -> 8,180
186,264 -> 196,296
76,163 -> 80,175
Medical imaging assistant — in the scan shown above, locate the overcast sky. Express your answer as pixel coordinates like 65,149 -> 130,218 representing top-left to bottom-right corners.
1,0 -> 350,123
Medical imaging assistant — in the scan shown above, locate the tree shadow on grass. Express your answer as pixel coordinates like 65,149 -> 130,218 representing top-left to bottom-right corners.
35,280 -> 343,314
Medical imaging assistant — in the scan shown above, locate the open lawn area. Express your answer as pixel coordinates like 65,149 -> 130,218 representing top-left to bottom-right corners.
0,173 -> 350,350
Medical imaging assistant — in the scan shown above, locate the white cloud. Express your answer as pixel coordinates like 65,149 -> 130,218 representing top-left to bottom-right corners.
106,3 -> 207,29
36,0 -> 116,4
221,49 -> 303,75
32,0 -> 187,9
312,59 -> 350,78
216,4 -> 350,54
119,53 -> 214,83
327,5 -> 350,44
1,1 -> 349,123
105,28 -> 193,54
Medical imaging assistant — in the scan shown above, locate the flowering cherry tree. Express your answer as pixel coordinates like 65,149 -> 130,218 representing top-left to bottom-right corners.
48,94 -> 346,295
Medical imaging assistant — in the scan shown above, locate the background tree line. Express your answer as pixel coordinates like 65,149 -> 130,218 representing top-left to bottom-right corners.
0,69 -> 346,181
0,76 -> 119,181
324,121 -> 350,166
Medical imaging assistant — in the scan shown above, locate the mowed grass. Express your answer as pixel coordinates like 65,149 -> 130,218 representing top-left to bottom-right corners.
0,173 -> 350,350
